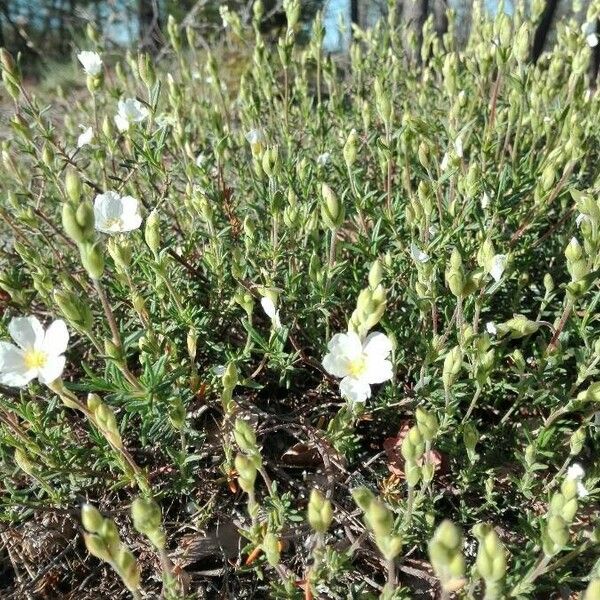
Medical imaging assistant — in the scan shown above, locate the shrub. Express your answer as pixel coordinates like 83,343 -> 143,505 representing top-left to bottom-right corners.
0,2 -> 599,598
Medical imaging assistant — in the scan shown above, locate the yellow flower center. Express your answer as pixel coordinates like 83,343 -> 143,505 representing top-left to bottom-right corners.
347,355 -> 367,378
24,349 -> 48,370
104,217 -> 123,230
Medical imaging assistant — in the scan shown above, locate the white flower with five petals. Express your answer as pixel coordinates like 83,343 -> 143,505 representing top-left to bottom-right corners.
0,317 -> 68,387
114,98 -> 149,132
410,243 -> 429,264
322,331 -> 393,403
93,191 -> 142,234
77,51 -> 102,76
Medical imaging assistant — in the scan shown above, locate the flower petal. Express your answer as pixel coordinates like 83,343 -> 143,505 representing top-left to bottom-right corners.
42,320 -> 69,356
322,351 -> 350,378
339,377 -> 371,403
363,358 -> 393,384
38,355 -> 66,385
0,341 -> 26,371
363,332 -> 392,359
8,316 -> 44,350
0,367 -> 36,387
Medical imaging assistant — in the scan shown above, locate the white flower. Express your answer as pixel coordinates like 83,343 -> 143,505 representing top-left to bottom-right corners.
0,317 -> 68,387
481,192 -> 490,209
566,463 -> 585,481
582,22 -> 599,47
260,297 -> 281,330
77,126 -> 93,148
212,365 -> 226,377
489,254 -> 507,282
322,331 -> 393,403
114,98 -> 149,132
77,51 -> 102,77
410,242 -> 429,264
566,463 -> 588,497
93,191 -> 142,234
486,322 -> 497,335
196,153 -> 207,167
317,152 -> 331,166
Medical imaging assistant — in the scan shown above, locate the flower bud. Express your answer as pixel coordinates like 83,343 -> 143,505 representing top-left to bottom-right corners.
307,489 -> 333,534
234,418 -> 258,455
81,503 -> 104,534
144,209 -> 160,256
80,241 -> 105,279
320,183 -> 345,230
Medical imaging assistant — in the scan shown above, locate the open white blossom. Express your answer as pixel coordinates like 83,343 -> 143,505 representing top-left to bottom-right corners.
0,317 -> 68,387
322,331 -> 393,403
260,297 -> 281,330
77,51 -> 102,77
481,192 -> 490,209
490,254 -> 507,282
576,212 -> 591,228
317,152 -> 331,166
410,242 -> 429,264
114,98 -> 149,132
94,191 -> 142,234
196,153 -> 207,167
77,126 -> 93,148
566,463 -> 588,498
486,322 -> 497,335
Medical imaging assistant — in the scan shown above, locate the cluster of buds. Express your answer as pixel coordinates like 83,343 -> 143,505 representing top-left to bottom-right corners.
221,362 -> 238,413
474,524 -> 507,599
87,393 -> 122,450
491,314 -> 540,340
131,496 -> 166,551
541,475 -> 579,557
473,335 -> 495,388
81,504 -> 141,594
233,418 -> 263,520
348,260 -> 387,340
401,409 -> 439,488
442,345 -> 463,394
352,488 -> 403,562
428,520 -> 466,594
54,287 -> 94,334
565,237 -> 591,299
61,170 -> 104,280
307,489 -> 333,534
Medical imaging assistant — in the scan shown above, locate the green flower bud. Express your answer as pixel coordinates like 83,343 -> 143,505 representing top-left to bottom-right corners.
234,453 -> 257,492
262,532 -> 281,566
14,448 -> 35,476
62,203 -> 85,243
569,427 -> 586,456
83,533 -> 110,562
352,486 -> 375,511
416,407 -> 438,442
131,496 -> 165,550
321,183 -> 345,230
445,249 -> 465,297
443,346 -> 463,390
584,579 -> 600,600
365,499 -> 394,538
368,259 -> 384,289
144,209 -> 160,256
65,169 -> 82,204
115,547 -> 140,592
577,381 -> 600,402
82,503 -> 105,534
79,241 -> 104,279
343,128 -> 359,168
234,419 -> 258,455
429,520 -> 466,593
307,489 -> 333,534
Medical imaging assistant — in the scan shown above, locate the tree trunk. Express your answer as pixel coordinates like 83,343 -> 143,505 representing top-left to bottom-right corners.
138,0 -> 162,53
431,0 -> 448,37
531,0 -> 561,63
401,0 -> 429,60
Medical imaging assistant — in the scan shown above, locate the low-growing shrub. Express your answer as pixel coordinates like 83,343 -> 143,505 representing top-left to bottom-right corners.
0,1 -> 599,598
